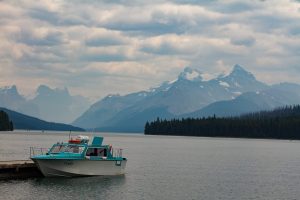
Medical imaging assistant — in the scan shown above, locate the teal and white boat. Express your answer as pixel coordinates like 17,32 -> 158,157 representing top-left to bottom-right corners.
30,136 -> 127,177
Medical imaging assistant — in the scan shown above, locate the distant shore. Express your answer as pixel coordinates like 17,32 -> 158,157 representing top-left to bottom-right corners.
145,105 -> 300,140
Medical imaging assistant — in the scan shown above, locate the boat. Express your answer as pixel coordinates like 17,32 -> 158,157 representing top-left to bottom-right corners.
30,135 -> 127,177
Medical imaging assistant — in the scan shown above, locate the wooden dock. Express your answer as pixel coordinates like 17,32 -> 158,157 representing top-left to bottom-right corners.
0,160 -> 43,180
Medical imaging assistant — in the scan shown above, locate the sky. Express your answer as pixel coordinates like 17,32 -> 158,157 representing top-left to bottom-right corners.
0,0 -> 300,100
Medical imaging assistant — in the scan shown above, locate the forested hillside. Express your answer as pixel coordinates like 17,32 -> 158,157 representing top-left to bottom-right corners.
145,105 -> 300,140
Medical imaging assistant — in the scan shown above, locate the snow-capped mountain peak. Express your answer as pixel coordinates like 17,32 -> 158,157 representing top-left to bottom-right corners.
0,85 -> 18,95
36,85 -> 70,96
178,67 -> 203,82
229,64 -> 255,79
105,94 -> 120,98
73,64 -> 276,132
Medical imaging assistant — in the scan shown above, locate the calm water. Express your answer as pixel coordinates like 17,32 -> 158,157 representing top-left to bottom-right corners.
1,131 -> 300,200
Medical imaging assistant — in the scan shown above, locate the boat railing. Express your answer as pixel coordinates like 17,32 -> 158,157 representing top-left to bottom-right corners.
30,147 -> 49,157
111,148 -> 123,158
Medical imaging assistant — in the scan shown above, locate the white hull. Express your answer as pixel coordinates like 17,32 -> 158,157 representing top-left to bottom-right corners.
32,159 -> 127,177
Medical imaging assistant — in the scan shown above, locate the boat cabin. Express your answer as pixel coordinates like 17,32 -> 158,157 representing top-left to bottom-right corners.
45,136 -> 122,160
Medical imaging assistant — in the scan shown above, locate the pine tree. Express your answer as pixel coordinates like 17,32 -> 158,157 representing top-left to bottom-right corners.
0,110 -> 14,131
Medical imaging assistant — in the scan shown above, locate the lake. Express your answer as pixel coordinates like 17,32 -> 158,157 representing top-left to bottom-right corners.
1,131 -> 300,200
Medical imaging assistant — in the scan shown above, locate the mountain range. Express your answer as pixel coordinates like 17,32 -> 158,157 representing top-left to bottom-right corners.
1,64 -> 299,133
73,64 -> 300,132
0,107 -> 84,131
0,85 -> 90,124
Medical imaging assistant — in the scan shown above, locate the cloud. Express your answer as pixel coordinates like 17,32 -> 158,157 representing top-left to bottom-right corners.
230,36 -> 256,47
17,29 -> 66,46
80,51 -> 128,62
0,0 -> 300,99
140,34 -> 239,58
85,29 -> 128,47
100,3 -> 223,36
289,26 -> 300,35
28,8 -> 61,25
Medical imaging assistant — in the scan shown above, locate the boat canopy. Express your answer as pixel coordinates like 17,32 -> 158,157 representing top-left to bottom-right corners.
91,136 -> 103,146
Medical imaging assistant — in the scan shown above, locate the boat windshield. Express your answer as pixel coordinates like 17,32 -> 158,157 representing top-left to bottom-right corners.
64,145 -> 85,154
50,144 -> 85,154
50,144 -> 65,153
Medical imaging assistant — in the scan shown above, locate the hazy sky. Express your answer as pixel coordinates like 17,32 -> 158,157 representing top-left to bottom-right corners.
1,0 -> 300,100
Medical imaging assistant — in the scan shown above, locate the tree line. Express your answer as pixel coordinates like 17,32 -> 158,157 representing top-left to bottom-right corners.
144,105 -> 300,140
0,110 -> 14,131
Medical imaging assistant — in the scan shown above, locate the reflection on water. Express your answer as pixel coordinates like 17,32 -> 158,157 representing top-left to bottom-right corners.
34,175 -> 126,188
2,175 -> 126,199
33,176 -> 126,199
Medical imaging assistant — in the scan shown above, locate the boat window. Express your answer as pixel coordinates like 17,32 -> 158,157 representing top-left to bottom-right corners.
86,148 -> 107,157
50,145 -> 65,153
64,145 -> 85,154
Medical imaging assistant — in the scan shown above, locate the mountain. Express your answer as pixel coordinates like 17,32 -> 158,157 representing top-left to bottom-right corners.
73,64 -> 268,132
185,83 -> 300,118
0,107 -> 84,131
72,92 -> 149,129
218,64 -> 266,92
0,85 -> 90,124
96,106 -> 175,132
0,85 -> 39,117
129,65 -> 266,116
30,85 -> 90,123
